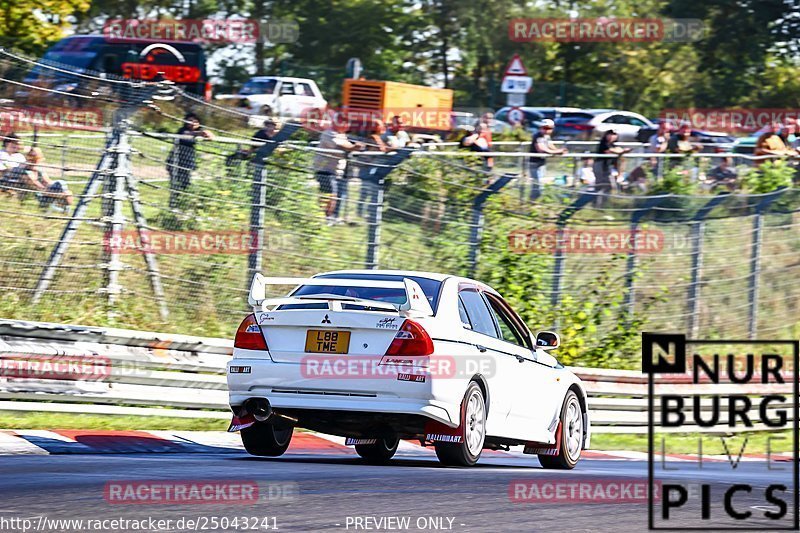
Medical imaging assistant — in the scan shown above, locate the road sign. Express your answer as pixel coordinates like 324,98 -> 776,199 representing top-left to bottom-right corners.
504,54 -> 528,76
501,75 -> 532,93
506,93 -> 525,106
508,107 -> 524,124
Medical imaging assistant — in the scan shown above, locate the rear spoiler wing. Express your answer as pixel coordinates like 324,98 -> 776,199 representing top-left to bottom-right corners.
247,274 -> 434,316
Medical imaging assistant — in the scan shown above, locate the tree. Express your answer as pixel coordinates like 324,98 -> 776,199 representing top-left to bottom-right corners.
0,0 -> 91,55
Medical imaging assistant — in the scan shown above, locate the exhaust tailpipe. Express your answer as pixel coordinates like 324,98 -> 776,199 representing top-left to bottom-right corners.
245,398 -> 273,422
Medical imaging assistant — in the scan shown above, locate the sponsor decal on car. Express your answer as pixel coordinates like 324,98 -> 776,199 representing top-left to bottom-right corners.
344,438 -> 377,445
397,373 -> 426,383
426,434 -> 462,443
376,317 -> 399,329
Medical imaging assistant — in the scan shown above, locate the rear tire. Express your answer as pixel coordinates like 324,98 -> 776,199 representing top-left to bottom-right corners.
240,422 -> 293,457
539,390 -> 584,469
434,382 -> 486,467
355,435 -> 399,464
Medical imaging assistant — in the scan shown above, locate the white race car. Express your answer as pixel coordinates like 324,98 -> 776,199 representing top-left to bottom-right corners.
227,270 -> 590,468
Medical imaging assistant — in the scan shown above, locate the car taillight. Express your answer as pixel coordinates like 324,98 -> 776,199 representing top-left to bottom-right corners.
385,319 -> 434,356
204,82 -> 212,102
234,314 -> 268,350
571,123 -> 593,130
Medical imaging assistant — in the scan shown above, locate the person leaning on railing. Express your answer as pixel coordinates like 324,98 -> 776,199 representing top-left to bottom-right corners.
754,122 -> 797,165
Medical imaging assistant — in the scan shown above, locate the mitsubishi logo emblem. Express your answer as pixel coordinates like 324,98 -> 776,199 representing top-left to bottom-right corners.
321,314 -> 331,324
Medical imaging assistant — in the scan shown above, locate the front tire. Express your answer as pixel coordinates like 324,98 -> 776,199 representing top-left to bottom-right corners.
241,422 -> 293,457
355,435 -> 399,464
539,390 -> 584,469
435,382 -> 486,467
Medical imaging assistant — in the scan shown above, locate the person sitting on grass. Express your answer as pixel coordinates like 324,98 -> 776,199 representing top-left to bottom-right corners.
0,148 -> 73,210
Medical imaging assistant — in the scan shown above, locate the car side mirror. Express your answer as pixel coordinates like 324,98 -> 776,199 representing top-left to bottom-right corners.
535,331 -> 560,350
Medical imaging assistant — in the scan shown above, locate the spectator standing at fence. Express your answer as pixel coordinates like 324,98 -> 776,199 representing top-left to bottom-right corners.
647,122 -> 672,176
356,119 -> 389,219
0,134 -> 26,174
251,119 -> 276,151
167,112 -> 214,209
313,118 -> 363,225
479,113 -> 495,171
0,148 -> 73,209
594,130 -> 630,206
528,119 -> 567,201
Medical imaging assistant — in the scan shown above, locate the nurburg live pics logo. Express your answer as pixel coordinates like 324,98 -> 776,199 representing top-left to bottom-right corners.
643,332 -> 799,530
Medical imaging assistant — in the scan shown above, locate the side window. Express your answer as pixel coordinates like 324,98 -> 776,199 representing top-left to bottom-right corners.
629,117 -> 646,127
457,297 -> 472,329
485,296 -> 530,349
297,83 -> 314,96
458,290 -> 498,338
280,82 -> 295,96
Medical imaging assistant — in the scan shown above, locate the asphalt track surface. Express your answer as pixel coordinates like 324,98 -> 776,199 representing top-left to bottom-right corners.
0,448 -> 795,532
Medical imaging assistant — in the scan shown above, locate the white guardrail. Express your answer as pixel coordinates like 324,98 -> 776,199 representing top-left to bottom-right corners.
0,319 -> 791,434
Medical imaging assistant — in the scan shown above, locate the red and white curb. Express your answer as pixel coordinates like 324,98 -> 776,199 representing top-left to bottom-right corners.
0,429 -> 792,463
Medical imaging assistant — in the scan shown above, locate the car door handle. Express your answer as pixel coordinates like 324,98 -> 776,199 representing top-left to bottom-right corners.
476,345 -> 487,353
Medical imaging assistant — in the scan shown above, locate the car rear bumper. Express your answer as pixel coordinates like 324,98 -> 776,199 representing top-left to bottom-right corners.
227,355 -> 464,427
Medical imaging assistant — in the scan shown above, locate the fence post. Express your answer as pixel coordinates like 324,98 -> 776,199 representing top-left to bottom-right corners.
551,191 -> 595,308
686,194 -> 730,337
623,195 -> 668,322
246,123 -> 299,292
747,189 -> 785,339
467,173 -> 515,278
364,148 -> 413,269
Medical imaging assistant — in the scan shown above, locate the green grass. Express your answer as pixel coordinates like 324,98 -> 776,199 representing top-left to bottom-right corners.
0,411 -> 229,431
592,430 -> 794,455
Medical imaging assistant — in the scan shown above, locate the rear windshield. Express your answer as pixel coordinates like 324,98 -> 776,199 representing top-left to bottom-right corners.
558,112 -> 594,121
286,274 -> 443,312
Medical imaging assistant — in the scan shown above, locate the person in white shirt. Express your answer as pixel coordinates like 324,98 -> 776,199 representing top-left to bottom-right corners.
0,134 -> 26,173
312,117 -> 363,223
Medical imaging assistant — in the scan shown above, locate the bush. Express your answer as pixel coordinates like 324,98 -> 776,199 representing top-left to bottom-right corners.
741,159 -> 795,194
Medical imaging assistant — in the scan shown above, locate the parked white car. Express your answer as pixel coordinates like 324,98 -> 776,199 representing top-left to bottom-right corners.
227,270 -> 591,468
554,109 -> 655,142
217,76 -> 327,118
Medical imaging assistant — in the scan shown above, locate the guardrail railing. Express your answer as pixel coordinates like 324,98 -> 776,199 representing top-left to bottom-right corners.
0,319 -> 789,435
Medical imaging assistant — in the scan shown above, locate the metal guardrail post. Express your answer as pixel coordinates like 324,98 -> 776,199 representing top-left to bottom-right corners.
467,173 -> 515,278
551,192 -> 596,308
246,123 -> 299,293
623,196 -> 668,322
364,148 -> 413,269
686,194 -> 730,337
747,189 -> 786,339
